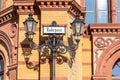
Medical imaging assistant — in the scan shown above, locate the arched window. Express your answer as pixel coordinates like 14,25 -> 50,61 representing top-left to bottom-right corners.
0,55 -> 4,80
112,59 -> 120,80
85,0 -> 108,24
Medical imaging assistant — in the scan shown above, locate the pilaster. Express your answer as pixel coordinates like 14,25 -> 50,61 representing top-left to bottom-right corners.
111,0 -> 117,23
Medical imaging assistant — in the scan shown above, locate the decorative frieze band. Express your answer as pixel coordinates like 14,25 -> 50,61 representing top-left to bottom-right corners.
90,24 -> 120,35
84,24 -> 120,37
37,0 -> 71,9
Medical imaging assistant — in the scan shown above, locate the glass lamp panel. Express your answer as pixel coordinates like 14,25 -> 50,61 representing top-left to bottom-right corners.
80,23 -> 84,35
27,21 -> 33,33
24,22 -> 28,34
97,0 -> 108,10
76,23 -> 81,35
72,23 -> 76,35
32,21 -> 37,33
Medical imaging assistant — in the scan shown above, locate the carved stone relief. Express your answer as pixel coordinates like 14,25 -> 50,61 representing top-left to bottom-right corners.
8,22 -> 17,38
93,36 -> 120,74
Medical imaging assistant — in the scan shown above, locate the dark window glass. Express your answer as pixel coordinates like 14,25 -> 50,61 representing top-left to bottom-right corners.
0,56 -> 4,80
112,59 -> 120,77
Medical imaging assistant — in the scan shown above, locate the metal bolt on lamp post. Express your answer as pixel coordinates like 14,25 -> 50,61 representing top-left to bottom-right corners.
23,14 -> 84,80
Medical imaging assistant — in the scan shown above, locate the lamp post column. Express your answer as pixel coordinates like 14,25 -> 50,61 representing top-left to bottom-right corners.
51,49 -> 56,80
51,34 -> 56,80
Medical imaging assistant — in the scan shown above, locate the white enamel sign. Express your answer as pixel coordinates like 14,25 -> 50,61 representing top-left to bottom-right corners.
43,26 -> 66,34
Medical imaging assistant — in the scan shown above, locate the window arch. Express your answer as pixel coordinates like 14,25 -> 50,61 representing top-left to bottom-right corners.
92,40 -> 120,80
0,55 -> 4,80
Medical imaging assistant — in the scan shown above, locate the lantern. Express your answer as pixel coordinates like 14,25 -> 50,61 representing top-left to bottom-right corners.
23,14 -> 38,37
71,14 -> 84,36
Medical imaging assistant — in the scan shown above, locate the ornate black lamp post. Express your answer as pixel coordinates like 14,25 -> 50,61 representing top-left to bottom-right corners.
23,14 -> 84,80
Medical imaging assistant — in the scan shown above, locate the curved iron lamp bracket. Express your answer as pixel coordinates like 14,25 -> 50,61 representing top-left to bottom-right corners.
28,34 -> 79,64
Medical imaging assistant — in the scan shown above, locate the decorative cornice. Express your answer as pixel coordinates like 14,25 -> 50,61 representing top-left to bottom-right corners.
36,0 -> 86,18
0,6 -> 16,25
89,24 -> 120,35
68,0 -> 86,19
13,0 -> 35,14
13,0 -> 86,20
36,0 -> 71,10
0,0 -> 86,24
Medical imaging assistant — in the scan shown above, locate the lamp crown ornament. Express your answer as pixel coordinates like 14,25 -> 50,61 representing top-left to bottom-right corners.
52,21 -> 57,26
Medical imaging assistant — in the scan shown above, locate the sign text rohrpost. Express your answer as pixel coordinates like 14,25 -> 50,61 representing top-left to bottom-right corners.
43,26 -> 66,35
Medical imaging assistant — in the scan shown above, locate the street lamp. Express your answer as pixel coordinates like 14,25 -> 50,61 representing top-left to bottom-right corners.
23,14 -> 84,80
71,14 -> 84,43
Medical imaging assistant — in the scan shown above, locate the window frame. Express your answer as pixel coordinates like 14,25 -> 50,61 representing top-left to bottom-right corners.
117,0 -> 120,23
85,0 -> 109,24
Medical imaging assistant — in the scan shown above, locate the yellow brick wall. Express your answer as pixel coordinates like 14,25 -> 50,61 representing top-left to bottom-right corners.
82,37 -> 92,79
18,14 -> 40,79
6,0 -> 13,7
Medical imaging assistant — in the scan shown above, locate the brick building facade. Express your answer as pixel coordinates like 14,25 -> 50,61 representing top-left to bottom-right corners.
0,0 -> 120,80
